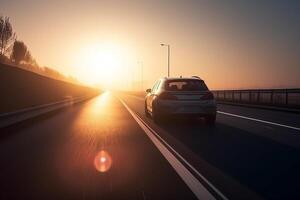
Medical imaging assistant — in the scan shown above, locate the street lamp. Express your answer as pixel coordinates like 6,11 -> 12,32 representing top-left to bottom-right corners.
160,43 -> 170,77
137,61 -> 143,91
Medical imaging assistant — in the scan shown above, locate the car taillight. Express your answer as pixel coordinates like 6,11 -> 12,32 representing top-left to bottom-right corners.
201,92 -> 214,100
158,92 -> 178,100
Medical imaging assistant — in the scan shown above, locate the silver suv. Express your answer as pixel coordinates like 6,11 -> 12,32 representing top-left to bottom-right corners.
145,77 -> 216,125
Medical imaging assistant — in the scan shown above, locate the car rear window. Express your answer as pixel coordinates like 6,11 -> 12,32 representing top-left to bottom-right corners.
165,80 -> 208,91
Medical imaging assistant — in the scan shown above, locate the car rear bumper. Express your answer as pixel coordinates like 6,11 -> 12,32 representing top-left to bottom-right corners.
155,100 -> 217,116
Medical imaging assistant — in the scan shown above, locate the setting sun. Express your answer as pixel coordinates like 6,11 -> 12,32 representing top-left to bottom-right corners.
75,42 -> 130,87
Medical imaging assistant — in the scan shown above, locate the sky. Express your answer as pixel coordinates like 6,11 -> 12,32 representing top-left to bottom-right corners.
1,0 -> 300,90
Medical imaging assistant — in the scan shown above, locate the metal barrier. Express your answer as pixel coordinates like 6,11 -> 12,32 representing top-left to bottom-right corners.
212,88 -> 300,109
0,94 -> 97,128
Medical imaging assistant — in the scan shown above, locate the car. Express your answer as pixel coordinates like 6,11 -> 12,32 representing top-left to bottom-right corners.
145,76 -> 217,125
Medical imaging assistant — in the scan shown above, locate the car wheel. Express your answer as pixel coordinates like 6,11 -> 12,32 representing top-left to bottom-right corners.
205,115 -> 216,126
153,113 -> 162,123
152,103 -> 162,123
145,102 -> 150,117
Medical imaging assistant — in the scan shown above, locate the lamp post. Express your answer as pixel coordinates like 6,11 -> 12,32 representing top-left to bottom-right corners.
160,43 -> 170,77
137,61 -> 143,91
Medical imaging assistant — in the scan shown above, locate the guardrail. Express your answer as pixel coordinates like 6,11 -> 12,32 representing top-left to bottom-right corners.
0,94 -> 97,128
212,88 -> 300,109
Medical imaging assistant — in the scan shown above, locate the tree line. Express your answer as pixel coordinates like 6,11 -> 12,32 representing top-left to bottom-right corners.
0,16 -> 78,84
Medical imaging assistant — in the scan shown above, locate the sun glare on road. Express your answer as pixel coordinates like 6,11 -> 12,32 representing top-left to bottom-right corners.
93,91 -> 110,108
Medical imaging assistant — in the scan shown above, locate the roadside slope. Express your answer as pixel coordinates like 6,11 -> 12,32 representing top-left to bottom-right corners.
0,63 -> 99,114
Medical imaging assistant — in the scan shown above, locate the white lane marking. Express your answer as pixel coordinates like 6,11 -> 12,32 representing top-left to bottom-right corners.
125,95 -> 300,132
218,111 -> 300,131
120,98 -> 229,200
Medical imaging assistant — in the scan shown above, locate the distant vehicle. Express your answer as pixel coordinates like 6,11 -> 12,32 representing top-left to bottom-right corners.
145,77 -> 217,125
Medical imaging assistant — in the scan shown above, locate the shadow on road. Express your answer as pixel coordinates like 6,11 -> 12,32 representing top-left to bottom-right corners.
154,117 -> 300,200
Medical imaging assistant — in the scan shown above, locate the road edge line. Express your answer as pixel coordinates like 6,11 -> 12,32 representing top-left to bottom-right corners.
217,111 -> 300,131
119,98 -> 229,200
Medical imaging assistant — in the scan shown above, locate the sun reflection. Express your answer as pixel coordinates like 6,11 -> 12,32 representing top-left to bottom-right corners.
89,91 -> 111,114
94,150 -> 112,173
97,91 -> 110,104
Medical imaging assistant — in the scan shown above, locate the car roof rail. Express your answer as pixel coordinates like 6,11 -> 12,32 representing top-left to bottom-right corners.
191,75 -> 201,79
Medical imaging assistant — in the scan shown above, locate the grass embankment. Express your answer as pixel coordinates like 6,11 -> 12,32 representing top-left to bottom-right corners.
0,63 -> 99,114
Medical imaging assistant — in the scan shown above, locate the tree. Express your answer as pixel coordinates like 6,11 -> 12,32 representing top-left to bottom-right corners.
11,40 -> 28,64
24,51 -> 34,64
26,52 -> 38,66
0,16 -> 16,60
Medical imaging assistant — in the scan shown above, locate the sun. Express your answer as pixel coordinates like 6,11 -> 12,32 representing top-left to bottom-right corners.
76,42 -> 128,87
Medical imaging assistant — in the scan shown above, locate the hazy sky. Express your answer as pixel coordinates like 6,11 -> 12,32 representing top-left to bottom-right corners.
1,0 -> 300,90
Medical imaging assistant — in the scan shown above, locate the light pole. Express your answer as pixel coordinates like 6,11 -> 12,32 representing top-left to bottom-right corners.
160,43 -> 170,77
137,61 -> 143,91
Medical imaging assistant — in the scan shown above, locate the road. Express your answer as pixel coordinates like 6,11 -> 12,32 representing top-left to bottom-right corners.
0,92 -> 299,200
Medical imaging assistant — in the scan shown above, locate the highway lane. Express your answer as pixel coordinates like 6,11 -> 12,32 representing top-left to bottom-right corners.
0,91 -> 299,200
0,92 -> 198,200
119,93 -> 300,200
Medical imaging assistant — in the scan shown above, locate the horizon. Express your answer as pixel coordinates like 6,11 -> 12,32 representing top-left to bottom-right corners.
1,0 -> 300,90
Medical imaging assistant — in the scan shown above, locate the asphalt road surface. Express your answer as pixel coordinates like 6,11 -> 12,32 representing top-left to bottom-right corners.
0,92 -> 299,200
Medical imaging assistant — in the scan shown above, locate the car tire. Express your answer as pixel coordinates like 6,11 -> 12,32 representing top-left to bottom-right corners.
153,113 -> 162,123
206,115 -> 216,126
145,102 -> 150,117
152,103 -> 162,123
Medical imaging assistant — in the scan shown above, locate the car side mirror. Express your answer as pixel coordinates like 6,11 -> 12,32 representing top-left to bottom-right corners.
146,88 -> 151,93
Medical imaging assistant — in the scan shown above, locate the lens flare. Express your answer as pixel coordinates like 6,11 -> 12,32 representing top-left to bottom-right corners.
94,150 -> 112,173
